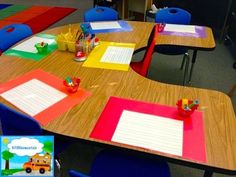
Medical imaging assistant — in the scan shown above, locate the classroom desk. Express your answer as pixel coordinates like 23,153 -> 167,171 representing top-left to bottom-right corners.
0,21 -> 235,177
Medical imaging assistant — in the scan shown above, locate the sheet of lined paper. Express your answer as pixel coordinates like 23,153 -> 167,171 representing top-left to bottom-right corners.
0,79 -> 67,116
11,36 -> 55,53
164,24 -> 196,33
90,21 -> 122,30
100,46 -> 134,64
112,110 -> 183,156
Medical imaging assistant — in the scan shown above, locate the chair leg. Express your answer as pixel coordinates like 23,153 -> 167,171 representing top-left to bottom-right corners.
55,156 -> 62,177
182,53 -> 190,86
180,53 -> 186,70
188,50 -> 198,83
228,84 -> 236,97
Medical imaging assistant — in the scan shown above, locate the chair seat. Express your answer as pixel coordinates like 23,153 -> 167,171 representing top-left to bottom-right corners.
130,61 -> 143,75
69,149 -> 171,177
155,45 -> 188,55
130,25 -> 158,77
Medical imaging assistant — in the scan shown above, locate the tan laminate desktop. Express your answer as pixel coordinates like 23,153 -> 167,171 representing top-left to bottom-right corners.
0,21 -> 235,175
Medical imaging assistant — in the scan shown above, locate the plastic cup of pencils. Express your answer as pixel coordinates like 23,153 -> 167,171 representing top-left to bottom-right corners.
56,37 -> 67,51
63,77 -> 81,93
67,41 -> 76,52
35,42 -> 48,54
176,99 -> 199,117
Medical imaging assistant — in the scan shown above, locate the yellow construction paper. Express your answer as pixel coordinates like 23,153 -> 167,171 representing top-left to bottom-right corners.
82,41 -> 135,71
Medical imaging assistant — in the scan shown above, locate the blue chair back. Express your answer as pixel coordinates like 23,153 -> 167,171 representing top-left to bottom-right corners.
84,6 -> 118,22
69,149 -> 170,177
155,7 -> 191,24
0,24 -> 33,52
0,103 -> 42,135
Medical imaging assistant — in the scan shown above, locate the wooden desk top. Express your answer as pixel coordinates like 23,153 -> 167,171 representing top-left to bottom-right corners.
0,21 -> 234,174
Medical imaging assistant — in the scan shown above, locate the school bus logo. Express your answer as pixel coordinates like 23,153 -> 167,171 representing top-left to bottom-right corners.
23,153 -> 51,174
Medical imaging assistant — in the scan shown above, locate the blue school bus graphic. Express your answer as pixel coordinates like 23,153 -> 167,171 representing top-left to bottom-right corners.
0,136 -> 54,176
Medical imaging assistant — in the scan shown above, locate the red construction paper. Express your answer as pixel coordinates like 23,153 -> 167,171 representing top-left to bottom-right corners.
0,69 -> 91,126
90,96 -> 206,163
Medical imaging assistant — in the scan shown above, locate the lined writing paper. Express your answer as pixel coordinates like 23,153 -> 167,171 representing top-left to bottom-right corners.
90,21 -> 122,30
100,46 -> 134,64
112,110 -> 184,156
11,36 -> 55,53
164,24 -> 196,33
0,79 -> 67,116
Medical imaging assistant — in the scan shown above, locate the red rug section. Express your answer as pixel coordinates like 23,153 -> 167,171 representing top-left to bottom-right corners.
3,6 -> 53,22
24,7 -> 76,34
0,6 -> 76,33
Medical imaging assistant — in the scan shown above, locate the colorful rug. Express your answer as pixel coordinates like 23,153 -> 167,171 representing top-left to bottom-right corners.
0,4 -> 76,33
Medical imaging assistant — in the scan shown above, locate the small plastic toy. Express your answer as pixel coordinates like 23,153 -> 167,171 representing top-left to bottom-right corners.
158,23 -> 165,32
176,98 -> 199,117
94,37 -> 100,46
74,51 -> 86,62
35,42 -> 48,54
63,76 -> 81,93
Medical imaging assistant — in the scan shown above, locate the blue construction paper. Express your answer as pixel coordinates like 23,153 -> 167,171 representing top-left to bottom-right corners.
80,20 -> 132,34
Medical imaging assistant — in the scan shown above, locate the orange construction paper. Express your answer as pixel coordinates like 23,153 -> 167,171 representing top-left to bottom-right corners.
0,69 -> 91,126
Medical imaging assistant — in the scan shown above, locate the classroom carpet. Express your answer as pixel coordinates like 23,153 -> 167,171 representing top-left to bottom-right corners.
0,4 -> 76,33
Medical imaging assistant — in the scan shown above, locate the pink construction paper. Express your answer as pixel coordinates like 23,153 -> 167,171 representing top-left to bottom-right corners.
90,96 -> 206,163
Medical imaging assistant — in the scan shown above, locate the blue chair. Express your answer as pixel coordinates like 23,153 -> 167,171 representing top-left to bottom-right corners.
0,103 -> 68,177
154,7 -> 191,85
84,6 -> 118,22
68,149 -> 171,177
0,24 -> 33,52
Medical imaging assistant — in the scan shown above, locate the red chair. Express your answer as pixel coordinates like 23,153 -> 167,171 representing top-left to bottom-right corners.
130,24 -> 158,77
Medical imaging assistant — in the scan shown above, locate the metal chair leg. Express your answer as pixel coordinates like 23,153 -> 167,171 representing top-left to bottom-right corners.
182,53 -> 190,86
188,50 -> 198,83
55,156 -> 62,177
180,53 -> 187,70
203,170 -> 213,177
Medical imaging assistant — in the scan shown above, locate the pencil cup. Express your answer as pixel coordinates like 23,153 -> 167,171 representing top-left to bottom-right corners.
35,42 -> 48,54
63,77 -> 80,93
67,41 -> 76,52
56,39 -> 67,51
176,99 -> 199,117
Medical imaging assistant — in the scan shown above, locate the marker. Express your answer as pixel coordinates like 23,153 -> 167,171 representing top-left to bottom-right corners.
66,77 -> 73,86
182,98 -> 188,109
188,100 -> 199,109
183,105 -> 191,111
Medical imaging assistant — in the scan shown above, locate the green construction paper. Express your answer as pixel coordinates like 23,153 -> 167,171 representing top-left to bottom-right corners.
4,33 -> 58,61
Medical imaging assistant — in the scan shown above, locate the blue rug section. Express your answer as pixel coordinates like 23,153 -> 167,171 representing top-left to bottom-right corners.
0,4 -> 12,10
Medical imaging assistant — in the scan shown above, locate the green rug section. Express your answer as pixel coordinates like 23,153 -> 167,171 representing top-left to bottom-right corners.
0,5 -> 29,20
4,33 -> 58,61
